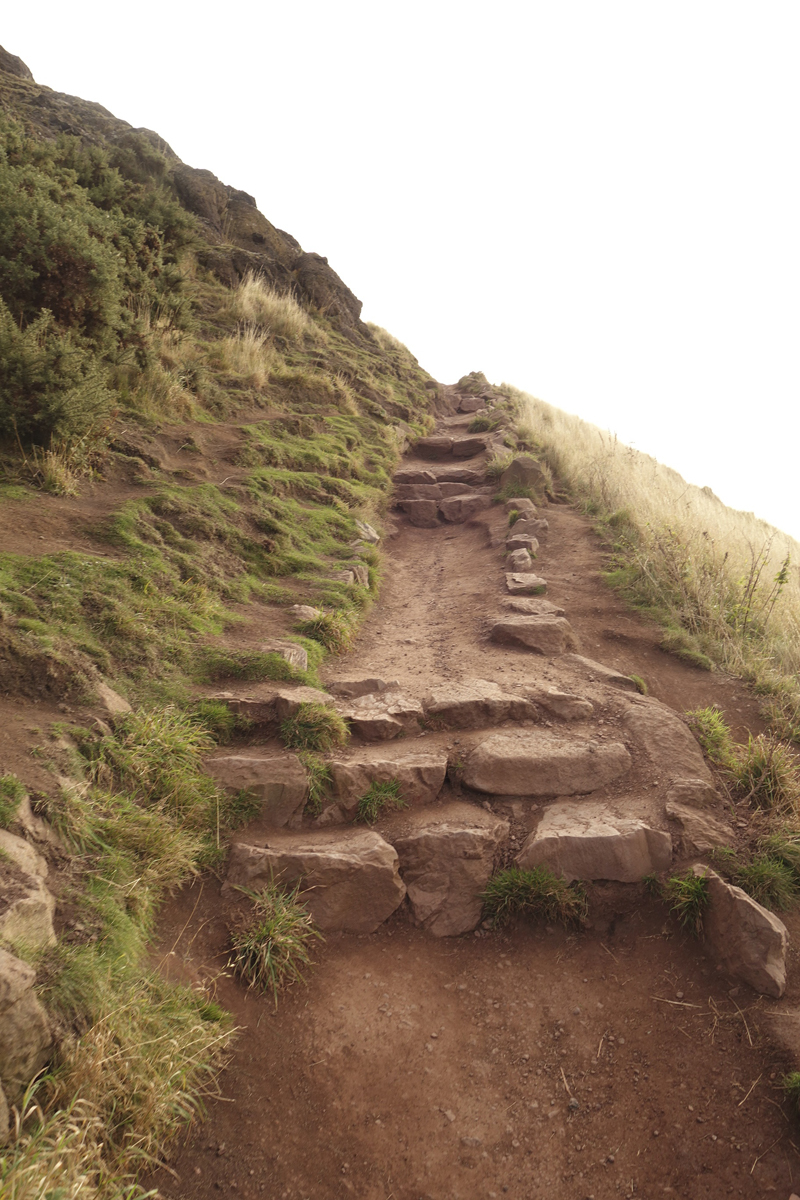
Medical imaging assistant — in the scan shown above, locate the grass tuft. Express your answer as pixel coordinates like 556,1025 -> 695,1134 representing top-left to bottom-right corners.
294,609 -> 355,654
731,734 -> 800,812
280,702 -> 349,752
663,869 -> 708,935
0,772 -> 26,827
481,866 -> 587,927
230,883 -> 322,1004
686,706 -> 737,767
298,752 -> 333,816
355,778 -> 407,824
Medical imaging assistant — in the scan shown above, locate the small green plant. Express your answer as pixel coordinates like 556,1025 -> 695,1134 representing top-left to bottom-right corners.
660,629 -> 714,672
220,788 -> 263,831
298,752 -> 333,816
642,872 -> 661,895
294,609 -> 354,654
782,1072 -> 800,1110
629,674 -> 648,695
280,702 -> 349,752
0,772 -> 26,827
508,509 -> 521,527
733,853 -> 797,910
481,866 -> 587,927
686,706 -> 736,766
230,883 -> 322,1003
663,869 -> 709,935
355,778 -> 407,824
191,698 -> 254,744
486,451 -> 514,480
467,414 -> 501,433
731,734 -> 800,812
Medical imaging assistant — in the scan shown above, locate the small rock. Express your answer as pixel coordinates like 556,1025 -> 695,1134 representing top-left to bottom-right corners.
354,520 -> 380,544
290,604 -> 322,621
505,572 -> 547,595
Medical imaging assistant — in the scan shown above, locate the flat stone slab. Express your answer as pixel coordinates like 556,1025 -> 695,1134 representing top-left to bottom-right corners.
451,435 -> 488,458
328,752 -> 448,818
666,802 -> 734,855
561,654 -> 639,692
623,700 -> 712,783
505,572 -> 547,595
225,830 -> 406,934
206,753 -> 308,827
693,865 -> 787,998
439,493 -> 492,523
0,831 -> 56,947
326,677 -> 398,700
525,687 -> 594,721
398,499 -> 440,528
393,468 -> 437,485
394,483 -> 443,501
489,616 -> 577,656
422,679 -> 536,730
429,467 -> 485,485
505,535 -> 539,555
505,549 -> 532,572
339,690 -> 423,741
503,597 -> 566,617
391,806 -> 509,936
462,730 -> 631,796
274,686 -> 335,721
416,436 -> 454,459
517,802 -> 672,883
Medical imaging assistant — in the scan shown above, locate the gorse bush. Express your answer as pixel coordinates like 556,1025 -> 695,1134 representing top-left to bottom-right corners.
481,866 -> 588,927
230,883 -> 322,1003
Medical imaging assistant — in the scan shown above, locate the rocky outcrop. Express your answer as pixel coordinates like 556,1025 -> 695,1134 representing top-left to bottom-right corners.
0,831 -> 56,947
327,752 -> 448,818
517,803 -> 672,883
391,807 -> 509,937
623,700 -> 712,783
422,679 -> 535,730
489,615 -> 577,656
462,731 -> 631,796
206,754 -> 308,827
499,455 -> 548,496
0,948 -> 52,1105
693,866 -> 788,998
225,830 -> 406,933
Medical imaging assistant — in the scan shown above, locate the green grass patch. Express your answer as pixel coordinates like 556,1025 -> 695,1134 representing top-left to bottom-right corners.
230,883 -> 322,1004
0,772 -> 26,827
355,779 -> 407,824
298,752 -> 332,816
663,870 -> 708,935
294,609 -> 355,653
196,646 -> 313,686
731,734 -> 800,812
660,628 -> 714,672
280,702 -> 349,752
481,866 -> 588,927
190,698 -> 254,743
686,706 -> 737,767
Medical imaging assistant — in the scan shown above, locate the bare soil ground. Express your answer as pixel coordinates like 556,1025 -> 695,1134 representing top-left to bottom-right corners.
143,426 -> 800,1200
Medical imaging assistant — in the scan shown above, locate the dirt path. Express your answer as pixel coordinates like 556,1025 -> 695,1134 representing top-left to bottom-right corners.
145,415 -> 800,1200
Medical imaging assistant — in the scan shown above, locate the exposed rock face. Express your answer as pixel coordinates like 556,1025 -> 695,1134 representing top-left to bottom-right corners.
505,572 -> 547,595
561,654 -> 639,692
526,687 -> 594,721
516,803 -> 672,883
623,700 -> 712,783
694,866 -> 788,998
225,831 -> 406,934
0,46 -> 34,80
499,455 -> 548,496
462,731 -> 631,796
328,752 -> 448,818
489,616 -> 577,656
666,778 -> 718,809
666,803 -> 733,855
339,691 -> 423,741
392,807 -> 509,936
439,494 -> 492,523
0,830 -> 56,947
422,679 -> 536,730
0,948 -> 52,1104
206,754 -> 308,827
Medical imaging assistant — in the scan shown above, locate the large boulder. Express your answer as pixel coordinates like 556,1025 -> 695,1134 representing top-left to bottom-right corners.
489,616 -> 577,656
623,700 -> 712,783
0,949 -> 52,1104
206,753 -> 308,827
225,830 -> 406,934
462,730 -> 631,796
693,866 -> 788,998
666,802 -> 734,855
391,807 -> 509,936
422,679 -> 536,730
517,803 -> 672,883
505,572 -> 547,595
439,494 -> 493,523
0,831 -> 56,947
499,455 -> 548,496
338,690 -> 423,741
328,752 -> 448,818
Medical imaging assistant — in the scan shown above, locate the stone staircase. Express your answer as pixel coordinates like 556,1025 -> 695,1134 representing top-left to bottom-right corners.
207,385 -> 789,998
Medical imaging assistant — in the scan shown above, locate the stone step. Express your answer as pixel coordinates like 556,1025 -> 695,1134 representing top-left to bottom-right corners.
488,615 -> 577,656
439,493 -> 492,523
505,549 -> 533,571
505,534 -> 539,555
666,802 -> 733,856
505,572 -> 547,595
508,516 -> 547,540
502,596 -> 565,617
621,699 -> 713,784
321,749 -> 448,821
462,730 -> 631,796
415,435 -> 488,460
337,689 -> 424,741
207,752 -> 308,827
515,801 -> 672,883
224,828 -> 406,934
422,679 -> 537,730
525,686 -> 594,721
505,498 -> 538,519
692,865 -> 787,997
210,684 -> 336,729
326,676 -> 399,700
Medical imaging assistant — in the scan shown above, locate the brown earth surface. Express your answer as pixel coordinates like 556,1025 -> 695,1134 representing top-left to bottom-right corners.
142,416 -> 800,1200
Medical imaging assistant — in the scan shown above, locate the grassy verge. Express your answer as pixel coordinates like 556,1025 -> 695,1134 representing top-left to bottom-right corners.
501,384 -> 800,741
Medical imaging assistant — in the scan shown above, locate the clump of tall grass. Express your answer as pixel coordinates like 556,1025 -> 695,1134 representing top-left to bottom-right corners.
481,866 -> 587,927
505,384 -> 800,739
0,771 -> 26,827
687,706 -> 800,813
213,323 -> 275,388
293,609 -> 355,653
662,869 -> 709,935
356,778 -> 407,824
280,702 -> 349,752
230,883 -> 322,1003
226,272 -> 313,343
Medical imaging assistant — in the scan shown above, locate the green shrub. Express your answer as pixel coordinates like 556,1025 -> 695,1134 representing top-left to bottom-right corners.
280,702 -> 349,752
356,779 -> 407,824
467,414 -> 501,433
629,674 -> 648,695
481,866 -> 587,927
230,883 -> 322,1003
508,509 -> 521,527
663,870 -> 708,935
0,772 -> 25,827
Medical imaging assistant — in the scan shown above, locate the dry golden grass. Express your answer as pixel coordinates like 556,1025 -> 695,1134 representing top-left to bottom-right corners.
211,323 -> 276,389
503,384 -> 800,736
226,273 -> 314,343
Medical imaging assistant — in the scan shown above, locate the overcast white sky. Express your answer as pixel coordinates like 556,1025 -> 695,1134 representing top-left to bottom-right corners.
5,3 -> 800,536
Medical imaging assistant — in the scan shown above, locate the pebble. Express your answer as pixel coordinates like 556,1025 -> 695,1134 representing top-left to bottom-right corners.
569,1097 -> 580,1111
